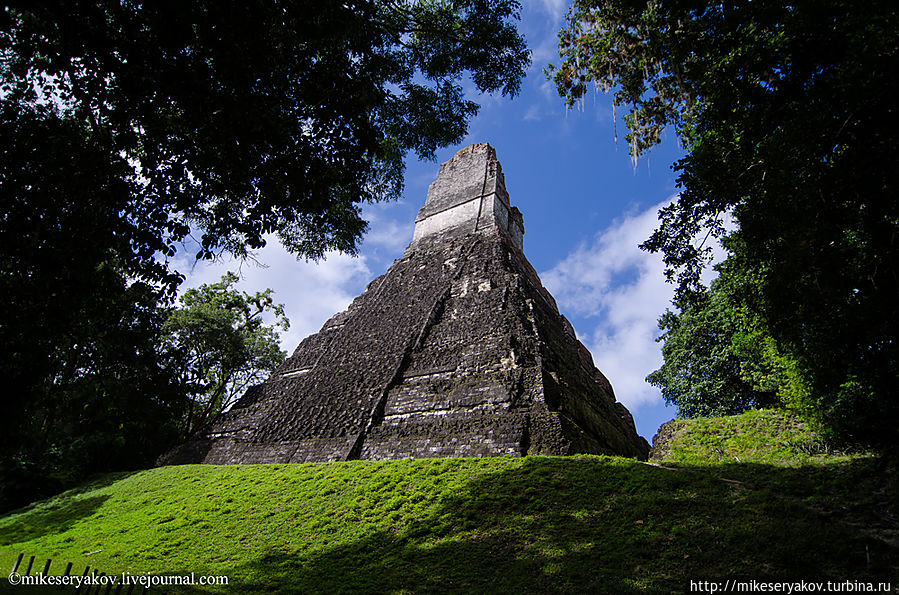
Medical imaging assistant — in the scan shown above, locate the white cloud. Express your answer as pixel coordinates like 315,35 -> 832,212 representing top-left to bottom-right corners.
174,240 -> 372,356
542,200 -> 677,411
361,202 -> 415,253
523,104 -> 542,121
536,78 -> 556,103
363,218 -> 413,252
530,33 -> 561,67
527,0 -> 567,22
171,195 -> 437,357
541,198 -> 731,412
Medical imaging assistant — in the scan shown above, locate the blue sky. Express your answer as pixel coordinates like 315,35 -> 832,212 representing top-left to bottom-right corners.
178,1 -> 698,442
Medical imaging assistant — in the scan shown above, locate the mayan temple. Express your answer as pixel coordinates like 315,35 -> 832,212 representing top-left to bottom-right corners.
162,143 -> 650,465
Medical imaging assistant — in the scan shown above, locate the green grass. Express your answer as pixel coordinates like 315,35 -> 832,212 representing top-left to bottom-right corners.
657,409 -> 851,466
1,411 -> 897,593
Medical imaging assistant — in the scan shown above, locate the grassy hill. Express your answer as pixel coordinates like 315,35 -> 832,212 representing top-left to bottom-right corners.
1,410 -> 896,593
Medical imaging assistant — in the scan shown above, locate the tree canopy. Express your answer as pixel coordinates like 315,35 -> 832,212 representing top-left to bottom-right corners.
0,0 -> 529,510
2,0 -> 529,270
163,273 -> 289,436
552,0 -> 898,445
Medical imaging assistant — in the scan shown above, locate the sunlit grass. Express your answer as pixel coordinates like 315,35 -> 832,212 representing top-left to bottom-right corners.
1,415 -> 895,593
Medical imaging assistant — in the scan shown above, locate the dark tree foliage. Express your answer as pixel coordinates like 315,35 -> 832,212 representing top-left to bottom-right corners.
0,104 -> 185,511
2,0 -> 529,265
552,0 -> 899,446
0,0 -> 528,510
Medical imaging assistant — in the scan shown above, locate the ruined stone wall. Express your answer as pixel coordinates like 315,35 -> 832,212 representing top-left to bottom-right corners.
412,143 -> 524,251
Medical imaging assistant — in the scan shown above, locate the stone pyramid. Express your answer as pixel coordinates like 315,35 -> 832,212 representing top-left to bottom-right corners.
162,143 -> 649,465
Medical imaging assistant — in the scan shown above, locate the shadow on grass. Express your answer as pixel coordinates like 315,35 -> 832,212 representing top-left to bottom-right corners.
0,472 -> 138,545
178,456 -> 898,594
